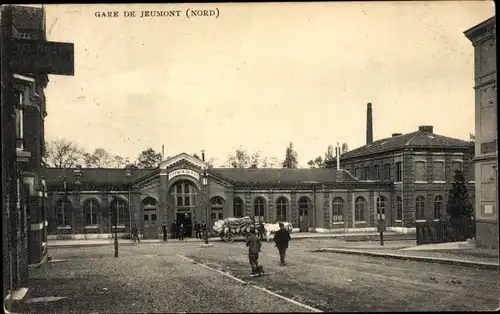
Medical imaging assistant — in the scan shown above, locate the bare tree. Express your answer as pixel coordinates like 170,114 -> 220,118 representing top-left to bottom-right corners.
44,139 -> 84,168
83,148 -> 114,168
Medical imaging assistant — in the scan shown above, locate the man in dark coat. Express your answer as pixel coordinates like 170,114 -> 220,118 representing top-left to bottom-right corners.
171,220 -> 178,239
201,221 -> 207,239
195,221 -> 202,239
273,222 -> 291,266
131,224 -> 140,243
162,222 -> 168,241
246,228 -> 262,276
258,221 -> 266,241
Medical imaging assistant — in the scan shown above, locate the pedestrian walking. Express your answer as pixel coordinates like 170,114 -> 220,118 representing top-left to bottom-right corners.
201,221 -> 207,239
258,221 -> 266,241
246,228 -> 262,276
178,223 -> 185,241
171,220 -> 178,239
162,222 -> 168,242
131,224 -> 141,243
195,221 -> 202,239
273,222 -> 291,266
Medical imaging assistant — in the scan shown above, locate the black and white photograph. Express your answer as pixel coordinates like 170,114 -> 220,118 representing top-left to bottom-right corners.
1,2 -> 498,313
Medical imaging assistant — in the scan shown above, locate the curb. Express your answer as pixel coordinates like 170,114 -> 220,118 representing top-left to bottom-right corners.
314,248 -> 499,270
47,233 -> 409,248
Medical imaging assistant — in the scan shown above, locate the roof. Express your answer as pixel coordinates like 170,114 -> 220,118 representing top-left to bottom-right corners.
336,129 -> 472,160
210,168 -> 351,184
464,16 -> 496,40
42,167 -> 156,187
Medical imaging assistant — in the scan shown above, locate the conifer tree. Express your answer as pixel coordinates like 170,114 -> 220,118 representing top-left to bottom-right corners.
446,170 -> 474,220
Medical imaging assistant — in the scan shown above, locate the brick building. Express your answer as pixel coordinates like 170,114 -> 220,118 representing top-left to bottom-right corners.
2,5 -> 74,305
43,103 -> 474,240
464,16 -> 498,249
329,103 -> 475,228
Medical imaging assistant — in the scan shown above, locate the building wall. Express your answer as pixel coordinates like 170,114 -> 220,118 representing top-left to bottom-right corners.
466,17 -> 498,249
340,147 -> 475,227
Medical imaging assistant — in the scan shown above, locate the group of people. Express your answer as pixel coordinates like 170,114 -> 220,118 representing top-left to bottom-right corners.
246,222 -> 291,276
166,220 -> 208,241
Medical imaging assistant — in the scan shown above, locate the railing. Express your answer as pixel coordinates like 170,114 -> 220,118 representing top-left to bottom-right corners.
416,218 -> 476,245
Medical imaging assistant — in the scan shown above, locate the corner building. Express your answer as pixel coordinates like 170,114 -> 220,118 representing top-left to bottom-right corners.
464,16 -> 498,249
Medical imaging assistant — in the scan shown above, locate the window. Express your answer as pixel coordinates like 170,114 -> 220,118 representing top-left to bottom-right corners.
254,197 -> 266,222
451,161 -> 463,174
415,161 -> 426,182
144,214 -> 148,221
396,196 -> 403,220
433,161 -> 445,181
415,196 -> 425,220
354,197 -> 366,221
355,168 -> 361,179
376,196 -> 386,219
56,198 -> 72,226
332,197 -> 344,222
365,166 -> 371,180
373,165 -> 380,180
434,196 -> 443,219
111,198 -> 127,225
151,214 -> 157,221
15,92 -> 24,150
210,196 -> 224,222
142,197 -> 157,211
395,162 -> 403,182
233,197 -> 244,217
84,198 -> 99,225
276,197 -> 288,222
171,181 -> 197,207
384,163 -> 391,180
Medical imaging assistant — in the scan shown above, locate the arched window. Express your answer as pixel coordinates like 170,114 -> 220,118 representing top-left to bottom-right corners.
355,197 -> 367,221
56,198 -> 72,226
396,196 -> 403,220
83,198 -> 99,226
210,196 -> 224,221
254,197 -> 266,223
170,181 -> 197,208
276,197 -> 288,222
233,197 -> 244,217
434,196 -> 443,219
111,198 -> 127,225
142,197 -> 157,211
416,196 -> 426,220
376,196 -> 387,219
332,197 -> 344,222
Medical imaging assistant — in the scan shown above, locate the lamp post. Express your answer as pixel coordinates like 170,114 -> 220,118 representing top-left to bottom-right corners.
202,167 -> 209,244
112,197 -> 118,258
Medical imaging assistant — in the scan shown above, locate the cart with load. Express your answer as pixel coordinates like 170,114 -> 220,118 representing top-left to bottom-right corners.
212,216 -> 255,243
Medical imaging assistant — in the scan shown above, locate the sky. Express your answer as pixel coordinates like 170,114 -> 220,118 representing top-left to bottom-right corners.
38,2 -> 494,167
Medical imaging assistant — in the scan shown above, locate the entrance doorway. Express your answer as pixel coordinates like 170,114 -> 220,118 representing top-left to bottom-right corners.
142,197 -> 158,239
298,196 -> 311,232
177,212 -> 193,238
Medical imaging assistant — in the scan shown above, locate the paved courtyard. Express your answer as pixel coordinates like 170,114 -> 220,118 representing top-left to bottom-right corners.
12,238 -> 500,313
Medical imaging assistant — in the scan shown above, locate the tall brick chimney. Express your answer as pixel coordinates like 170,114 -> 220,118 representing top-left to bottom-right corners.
366,102 -> 373,145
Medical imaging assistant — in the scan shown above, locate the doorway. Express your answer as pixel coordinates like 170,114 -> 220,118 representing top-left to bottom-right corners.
143,211 -> 158,239
298,197 -> 311,232
177,212 -> 193,238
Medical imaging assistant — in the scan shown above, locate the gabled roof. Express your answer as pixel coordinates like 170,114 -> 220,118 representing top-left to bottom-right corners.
336,129 -> 472,160
209,168 -> 350,184
42,167 -> 155,187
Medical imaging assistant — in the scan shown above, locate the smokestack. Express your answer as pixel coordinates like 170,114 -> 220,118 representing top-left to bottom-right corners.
162,145 -> 165,161
336,142 -> 340,170
201,150 -> 205,162
366,103 -> 373,145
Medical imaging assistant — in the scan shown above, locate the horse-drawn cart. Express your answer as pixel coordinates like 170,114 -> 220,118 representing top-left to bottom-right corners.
212,216 -> 255,242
